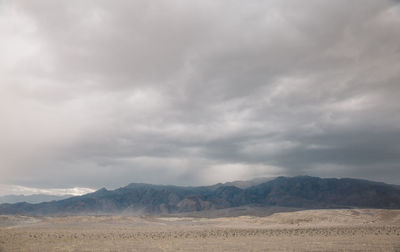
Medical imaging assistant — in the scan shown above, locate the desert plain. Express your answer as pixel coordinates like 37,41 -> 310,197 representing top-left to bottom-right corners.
1,209 -> 400,251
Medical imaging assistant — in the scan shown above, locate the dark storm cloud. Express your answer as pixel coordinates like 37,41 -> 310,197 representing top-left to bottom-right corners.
1,0 -> 400,191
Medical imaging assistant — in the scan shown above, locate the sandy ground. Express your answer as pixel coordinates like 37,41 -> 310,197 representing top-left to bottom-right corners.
1,209 -> 400,251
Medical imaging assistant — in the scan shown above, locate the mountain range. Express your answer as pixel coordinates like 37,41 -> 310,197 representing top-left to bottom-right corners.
1,176 -> 399,216
0,194 -> 73,204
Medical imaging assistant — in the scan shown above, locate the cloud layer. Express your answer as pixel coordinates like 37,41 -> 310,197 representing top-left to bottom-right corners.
0,184 -> 94,196
1,0 -> 400,189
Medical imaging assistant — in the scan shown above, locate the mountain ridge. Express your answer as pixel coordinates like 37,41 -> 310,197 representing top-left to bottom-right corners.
1,176 -> 399,216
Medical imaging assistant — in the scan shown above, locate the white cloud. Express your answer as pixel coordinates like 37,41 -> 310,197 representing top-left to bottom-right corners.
0,184 -> 95,196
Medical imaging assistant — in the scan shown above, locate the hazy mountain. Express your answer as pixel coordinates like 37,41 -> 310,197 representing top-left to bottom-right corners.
208,177 -> 273,189
0,194 -> 73,204
1,176 -> 399,216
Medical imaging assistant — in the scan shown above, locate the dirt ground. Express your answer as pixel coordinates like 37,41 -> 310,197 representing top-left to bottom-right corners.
1,209 -> 400,251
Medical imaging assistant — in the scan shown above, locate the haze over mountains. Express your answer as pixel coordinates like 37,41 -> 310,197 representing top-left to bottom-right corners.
0,178 -> 271,205
1,176 -> 399,216
0,194 -> 73,204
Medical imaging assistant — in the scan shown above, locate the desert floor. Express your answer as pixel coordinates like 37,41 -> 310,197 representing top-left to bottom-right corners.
1,209 -> 400,251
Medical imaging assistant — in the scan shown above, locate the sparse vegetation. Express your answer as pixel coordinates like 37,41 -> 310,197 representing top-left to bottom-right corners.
1,209 -> 400,251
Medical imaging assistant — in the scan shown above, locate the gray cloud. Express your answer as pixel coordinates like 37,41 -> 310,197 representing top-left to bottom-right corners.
1,0 -> 400,190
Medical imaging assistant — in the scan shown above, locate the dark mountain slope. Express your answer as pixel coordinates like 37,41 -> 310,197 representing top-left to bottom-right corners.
0,176 -> 399,216
246,176 -> 400,208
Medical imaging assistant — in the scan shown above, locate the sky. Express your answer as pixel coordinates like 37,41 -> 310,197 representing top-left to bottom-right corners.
1,0 -> 400,195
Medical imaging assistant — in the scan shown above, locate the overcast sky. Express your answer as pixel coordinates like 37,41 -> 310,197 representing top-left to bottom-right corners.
1,0 -> 400,194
